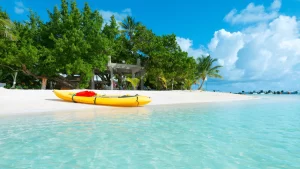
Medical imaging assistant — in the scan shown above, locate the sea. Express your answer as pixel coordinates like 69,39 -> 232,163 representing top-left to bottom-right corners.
0,95 -> 299,169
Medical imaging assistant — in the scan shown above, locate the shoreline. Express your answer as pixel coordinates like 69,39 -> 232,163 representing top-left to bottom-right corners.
0,89 -> 257,116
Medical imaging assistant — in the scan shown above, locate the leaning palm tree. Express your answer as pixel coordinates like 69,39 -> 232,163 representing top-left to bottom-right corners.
119,16 -> 140,40
196,55 -> 223,90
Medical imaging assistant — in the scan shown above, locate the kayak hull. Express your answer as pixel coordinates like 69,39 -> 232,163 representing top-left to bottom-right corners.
53,90 -> 151,107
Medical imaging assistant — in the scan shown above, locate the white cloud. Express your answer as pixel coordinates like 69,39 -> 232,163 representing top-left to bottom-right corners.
224,0 -> 281,24
189,0 -> 300,92
14,1 -> 28,14
176,37 -> 208,59
14,7 -> 24,14
270,0 -> 281,10
176,37 -> 192,51
99,8 -> 132,26
208,15 -> 300,91
122,8 -> 131,13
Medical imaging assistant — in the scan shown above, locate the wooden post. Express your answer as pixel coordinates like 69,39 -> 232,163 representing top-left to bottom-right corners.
41,77 -> 47,90
140,71 -> 144,90
90,69 -> 95,90
110,67 -> 113,90
137,59 -> 142,90
132,70 -> 135,78
108,55 -> 111,64
137,58 -> 141,66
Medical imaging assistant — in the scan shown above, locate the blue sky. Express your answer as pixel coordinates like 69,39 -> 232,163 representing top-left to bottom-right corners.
1,0 -> 300,92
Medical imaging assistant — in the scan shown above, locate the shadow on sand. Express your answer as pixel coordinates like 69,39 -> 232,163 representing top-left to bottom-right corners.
45,99 -> 66,102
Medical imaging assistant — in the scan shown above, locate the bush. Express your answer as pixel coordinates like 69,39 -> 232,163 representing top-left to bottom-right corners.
4,83 -> 11,89
16,85 -> 23,89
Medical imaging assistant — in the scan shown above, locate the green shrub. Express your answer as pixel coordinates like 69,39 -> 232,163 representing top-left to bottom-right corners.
4,84 -> 11,89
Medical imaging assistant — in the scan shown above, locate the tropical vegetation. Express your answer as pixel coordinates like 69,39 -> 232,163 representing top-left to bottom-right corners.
196,55 -> 223,90
0,0 -> 223,90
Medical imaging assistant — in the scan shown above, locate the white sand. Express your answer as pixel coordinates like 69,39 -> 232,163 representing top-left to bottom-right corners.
0,88 -> 256,115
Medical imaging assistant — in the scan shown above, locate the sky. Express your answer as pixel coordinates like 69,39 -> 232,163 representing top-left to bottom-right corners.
0,0 -> 300,92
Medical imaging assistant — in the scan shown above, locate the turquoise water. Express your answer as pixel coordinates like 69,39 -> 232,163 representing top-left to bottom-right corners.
0,96 -> 300,169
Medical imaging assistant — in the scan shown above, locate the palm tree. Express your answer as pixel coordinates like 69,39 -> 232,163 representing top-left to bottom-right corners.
0,17 -> 16,40
158,75 -> 167,90
196,55 -> 222,90
184,78 -> 195,90
119,16 -> 140,40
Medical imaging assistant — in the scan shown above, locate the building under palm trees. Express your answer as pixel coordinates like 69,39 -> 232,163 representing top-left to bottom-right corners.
90,56 -> 145,90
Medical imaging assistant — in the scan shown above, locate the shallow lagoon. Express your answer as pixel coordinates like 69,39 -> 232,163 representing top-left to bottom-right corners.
0,95 -> 299,169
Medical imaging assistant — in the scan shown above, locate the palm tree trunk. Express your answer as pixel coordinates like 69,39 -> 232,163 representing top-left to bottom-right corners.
197,79 -> 205,90
11,71 -> 18,89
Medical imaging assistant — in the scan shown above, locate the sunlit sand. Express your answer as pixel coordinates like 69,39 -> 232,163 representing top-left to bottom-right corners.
0,89 -> 255,115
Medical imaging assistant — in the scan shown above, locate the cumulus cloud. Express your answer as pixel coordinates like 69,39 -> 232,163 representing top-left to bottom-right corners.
176,37 -> 208,59
207,14 -> 300,92
211,15 -> 300,83
224,0 -> 281,24
188,0 -> 300,92
14,1 -> 28,14
99,8 -> 132,26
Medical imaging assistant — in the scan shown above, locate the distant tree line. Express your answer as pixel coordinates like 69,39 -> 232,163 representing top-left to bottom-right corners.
238,90 -> 299,95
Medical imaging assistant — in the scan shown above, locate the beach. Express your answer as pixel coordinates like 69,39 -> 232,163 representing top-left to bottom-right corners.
0,88 -> 255,115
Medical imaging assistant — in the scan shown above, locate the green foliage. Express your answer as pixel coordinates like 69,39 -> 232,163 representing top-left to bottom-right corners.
45,0 -> 110,87
1,70 -> 41,89
184,79 -> 194,90
196,55 -> 223,90
158,75 -> 167,90
120,16 -> 140,40
103,15 -> 119,40
0,0 -> 223,90
132,28 -> 198,90
126,77 -> 140,90
0,8 -> 8,19
4,83 -> 11,89
0,8 -> 16,40
0,69 -> 8,81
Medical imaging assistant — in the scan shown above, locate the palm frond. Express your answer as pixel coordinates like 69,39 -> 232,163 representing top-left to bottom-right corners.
196,55 -> 222,88
0,18 -> 16,40
126,77 -> 140,89
158,75 -> 167,89
209,65 -> 223,71
120,16 -> 140,39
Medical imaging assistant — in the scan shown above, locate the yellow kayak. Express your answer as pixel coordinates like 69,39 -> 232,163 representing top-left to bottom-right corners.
53,90 -> 151,107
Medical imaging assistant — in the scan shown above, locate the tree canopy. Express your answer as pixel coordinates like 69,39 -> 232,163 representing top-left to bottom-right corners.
0,0 -> 222,90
